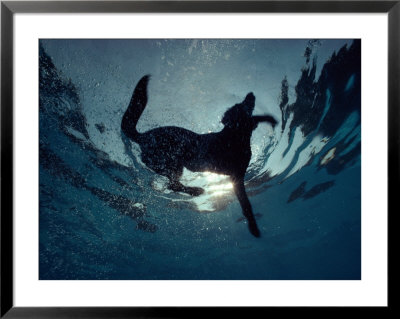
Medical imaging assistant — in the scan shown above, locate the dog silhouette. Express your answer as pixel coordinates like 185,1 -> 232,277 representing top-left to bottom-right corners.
121,75 -> 277,237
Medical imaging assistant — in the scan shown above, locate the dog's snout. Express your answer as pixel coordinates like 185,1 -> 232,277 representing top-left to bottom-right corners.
244,92 -> 255,105
246,92 -> 255,101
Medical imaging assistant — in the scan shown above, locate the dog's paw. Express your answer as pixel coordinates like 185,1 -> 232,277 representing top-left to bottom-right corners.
248,221 -> 261,238
187,186 -> 205,197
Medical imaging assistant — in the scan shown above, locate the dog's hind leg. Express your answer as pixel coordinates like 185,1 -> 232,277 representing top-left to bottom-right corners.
168,179 -> 204,196
159,167 -> 204,196
231,177 -> 261,238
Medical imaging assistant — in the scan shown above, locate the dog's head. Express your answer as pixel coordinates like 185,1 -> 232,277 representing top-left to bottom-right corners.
221,92 -> 255,129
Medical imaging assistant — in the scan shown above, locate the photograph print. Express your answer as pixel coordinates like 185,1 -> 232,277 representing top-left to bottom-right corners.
39,39 -> 361,280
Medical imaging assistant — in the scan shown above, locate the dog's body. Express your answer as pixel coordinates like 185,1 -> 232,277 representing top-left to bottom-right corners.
121,75 -> 277,237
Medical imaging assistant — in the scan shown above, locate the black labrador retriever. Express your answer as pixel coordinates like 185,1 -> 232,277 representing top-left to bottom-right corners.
121,75 -> 277,237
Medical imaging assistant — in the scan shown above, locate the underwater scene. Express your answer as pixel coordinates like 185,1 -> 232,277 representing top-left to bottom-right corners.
39,39 -> 361,280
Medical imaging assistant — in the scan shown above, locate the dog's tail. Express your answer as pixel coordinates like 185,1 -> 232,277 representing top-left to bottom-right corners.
121,75 -> 150,142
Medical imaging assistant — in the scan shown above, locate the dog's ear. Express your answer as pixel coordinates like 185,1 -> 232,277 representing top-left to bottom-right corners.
221,105 -> 240,128
221,109 -> 232,127
222,93 -> 255,128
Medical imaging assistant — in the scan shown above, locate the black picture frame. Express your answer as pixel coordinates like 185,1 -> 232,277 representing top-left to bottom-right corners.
1,1 -> 396,317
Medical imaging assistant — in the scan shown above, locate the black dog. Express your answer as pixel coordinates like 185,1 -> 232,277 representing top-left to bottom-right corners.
121,75 -> 277,237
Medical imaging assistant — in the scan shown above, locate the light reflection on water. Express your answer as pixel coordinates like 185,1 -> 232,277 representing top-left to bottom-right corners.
181,170 -> 234,212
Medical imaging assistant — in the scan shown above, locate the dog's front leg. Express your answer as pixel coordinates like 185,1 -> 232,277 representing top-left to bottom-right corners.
252,115 -> 278,128
231,177 -> 261,238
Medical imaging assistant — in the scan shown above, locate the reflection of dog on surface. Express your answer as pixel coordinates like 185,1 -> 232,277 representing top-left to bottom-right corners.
121,75 -> 277,237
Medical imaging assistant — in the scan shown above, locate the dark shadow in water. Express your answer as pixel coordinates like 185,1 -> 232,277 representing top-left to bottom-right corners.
39,42 -> 156,233
303,180 -> 335,200
287,181 -> 307,203
40,142 -> 156,233
288,180 -> 335,203
95,122 -> 106,133
278,40 -> 361,176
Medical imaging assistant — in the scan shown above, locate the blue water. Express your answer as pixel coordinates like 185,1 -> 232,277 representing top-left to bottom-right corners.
39,39 -> 361,280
